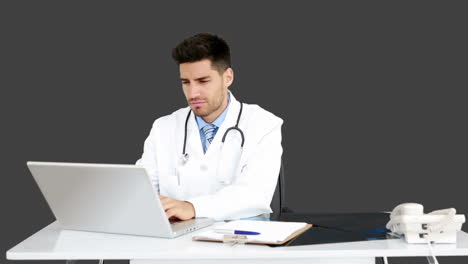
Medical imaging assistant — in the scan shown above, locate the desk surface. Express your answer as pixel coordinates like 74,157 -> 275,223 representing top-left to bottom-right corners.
7,221 -> 468,260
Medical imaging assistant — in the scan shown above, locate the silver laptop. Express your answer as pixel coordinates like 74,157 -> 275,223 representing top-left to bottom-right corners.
27,161 -> 214,238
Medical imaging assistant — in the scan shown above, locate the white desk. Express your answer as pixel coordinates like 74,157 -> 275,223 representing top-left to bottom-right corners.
7,221 -> 468,264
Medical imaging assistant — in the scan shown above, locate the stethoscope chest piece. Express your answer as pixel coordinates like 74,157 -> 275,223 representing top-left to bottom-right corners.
180,153 -> 189,166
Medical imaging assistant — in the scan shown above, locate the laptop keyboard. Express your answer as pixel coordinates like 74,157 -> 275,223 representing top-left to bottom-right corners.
170,219 -> 197,229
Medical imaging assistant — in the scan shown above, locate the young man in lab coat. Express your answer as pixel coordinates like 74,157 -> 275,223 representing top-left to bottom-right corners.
137,33 -> 283,221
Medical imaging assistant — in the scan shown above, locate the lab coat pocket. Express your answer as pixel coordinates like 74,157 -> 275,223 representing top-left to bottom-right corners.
174,158 -> 212,199
158,162 -> 184,199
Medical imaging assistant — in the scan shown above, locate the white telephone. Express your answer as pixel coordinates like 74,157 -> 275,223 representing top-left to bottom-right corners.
386,203 -> 465,243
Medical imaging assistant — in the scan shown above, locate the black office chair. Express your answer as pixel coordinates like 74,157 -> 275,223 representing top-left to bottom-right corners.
270,160 -> 293,218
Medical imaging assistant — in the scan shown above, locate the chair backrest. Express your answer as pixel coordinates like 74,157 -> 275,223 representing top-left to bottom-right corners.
270,160 -> 292,217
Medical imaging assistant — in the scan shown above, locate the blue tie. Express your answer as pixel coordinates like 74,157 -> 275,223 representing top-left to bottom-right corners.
202,124 -> 217,153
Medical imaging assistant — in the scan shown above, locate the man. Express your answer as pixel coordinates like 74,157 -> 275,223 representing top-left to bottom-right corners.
137,33 -> 283,221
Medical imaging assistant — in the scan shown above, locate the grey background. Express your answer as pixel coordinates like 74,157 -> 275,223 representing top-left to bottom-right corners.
1,1 -> 467,263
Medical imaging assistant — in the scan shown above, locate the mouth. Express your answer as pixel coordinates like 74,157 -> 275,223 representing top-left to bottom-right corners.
190,101 -> 206,107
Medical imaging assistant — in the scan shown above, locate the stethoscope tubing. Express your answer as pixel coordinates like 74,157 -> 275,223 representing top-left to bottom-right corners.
182,102 -> 244,157
177,102 -> 244,186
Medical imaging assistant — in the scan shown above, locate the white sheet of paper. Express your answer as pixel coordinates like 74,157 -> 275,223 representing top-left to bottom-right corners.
193,220 -> 307,243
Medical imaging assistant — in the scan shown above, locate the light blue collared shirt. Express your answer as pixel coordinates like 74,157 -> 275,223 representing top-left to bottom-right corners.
195,94 -> 230,152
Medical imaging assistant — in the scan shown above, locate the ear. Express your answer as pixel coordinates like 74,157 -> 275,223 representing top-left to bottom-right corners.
224,68 -> 234,87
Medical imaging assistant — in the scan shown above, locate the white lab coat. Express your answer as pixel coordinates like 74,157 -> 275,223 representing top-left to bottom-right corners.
136,92 -> 283,220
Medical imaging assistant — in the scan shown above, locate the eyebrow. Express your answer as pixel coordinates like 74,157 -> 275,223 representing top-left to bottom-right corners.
180,76 -> 211,81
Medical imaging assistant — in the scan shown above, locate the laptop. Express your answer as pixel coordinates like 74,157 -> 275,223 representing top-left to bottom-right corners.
27,161 -> 214,238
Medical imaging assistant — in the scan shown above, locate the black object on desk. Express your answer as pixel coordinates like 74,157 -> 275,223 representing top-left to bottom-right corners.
270,212 -> 391,246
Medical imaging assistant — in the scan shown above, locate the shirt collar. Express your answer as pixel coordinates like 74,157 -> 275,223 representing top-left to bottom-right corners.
195,92 -> 231,129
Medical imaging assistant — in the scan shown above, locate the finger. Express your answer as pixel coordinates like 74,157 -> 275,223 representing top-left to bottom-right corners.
159,196 -> 172,207
161,200 -> 177,211
166,208 -> 177,219
163,202 -> 175,211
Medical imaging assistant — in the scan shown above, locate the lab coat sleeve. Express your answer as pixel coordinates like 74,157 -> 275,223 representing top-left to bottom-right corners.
187,120 -> 283,220
135,120 -> 160,193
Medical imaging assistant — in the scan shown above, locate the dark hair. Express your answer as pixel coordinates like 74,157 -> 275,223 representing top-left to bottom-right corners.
172,33 -> 231,73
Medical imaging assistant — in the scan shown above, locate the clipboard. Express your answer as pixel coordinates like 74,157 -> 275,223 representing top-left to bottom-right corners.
192,223 -> 312,245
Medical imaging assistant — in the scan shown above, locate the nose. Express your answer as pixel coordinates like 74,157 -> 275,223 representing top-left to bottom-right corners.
186,84 -> 201,99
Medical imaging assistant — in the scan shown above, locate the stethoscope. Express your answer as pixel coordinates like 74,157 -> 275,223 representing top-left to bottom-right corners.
176,101 -> 245,185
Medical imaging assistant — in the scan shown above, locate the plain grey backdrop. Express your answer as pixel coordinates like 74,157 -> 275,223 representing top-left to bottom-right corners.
1,1 -> 467,263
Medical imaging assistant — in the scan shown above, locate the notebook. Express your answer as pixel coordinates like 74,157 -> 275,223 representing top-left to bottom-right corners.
192,220 -> 312,245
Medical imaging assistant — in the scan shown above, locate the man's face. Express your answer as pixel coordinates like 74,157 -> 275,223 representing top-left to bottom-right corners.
180,59 -> 233,122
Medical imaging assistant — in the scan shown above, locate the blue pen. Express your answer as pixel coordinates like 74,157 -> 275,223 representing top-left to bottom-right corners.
215,229 -> 261,235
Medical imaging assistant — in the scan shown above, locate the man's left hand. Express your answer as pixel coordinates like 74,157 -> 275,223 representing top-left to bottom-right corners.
160,195 -> 195,220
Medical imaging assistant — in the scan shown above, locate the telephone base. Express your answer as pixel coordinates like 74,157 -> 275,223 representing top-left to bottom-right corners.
406,231 -> 458,244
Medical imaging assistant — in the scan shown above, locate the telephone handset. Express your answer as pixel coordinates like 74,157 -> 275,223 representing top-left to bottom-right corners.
389,203 -> 424,218
386,203 -> 465,243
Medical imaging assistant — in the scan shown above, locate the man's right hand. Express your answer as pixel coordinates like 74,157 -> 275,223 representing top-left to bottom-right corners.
160,195 -> 195,221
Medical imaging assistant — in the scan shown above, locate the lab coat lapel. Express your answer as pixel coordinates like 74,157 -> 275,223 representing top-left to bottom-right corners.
186,110 -> 205,159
